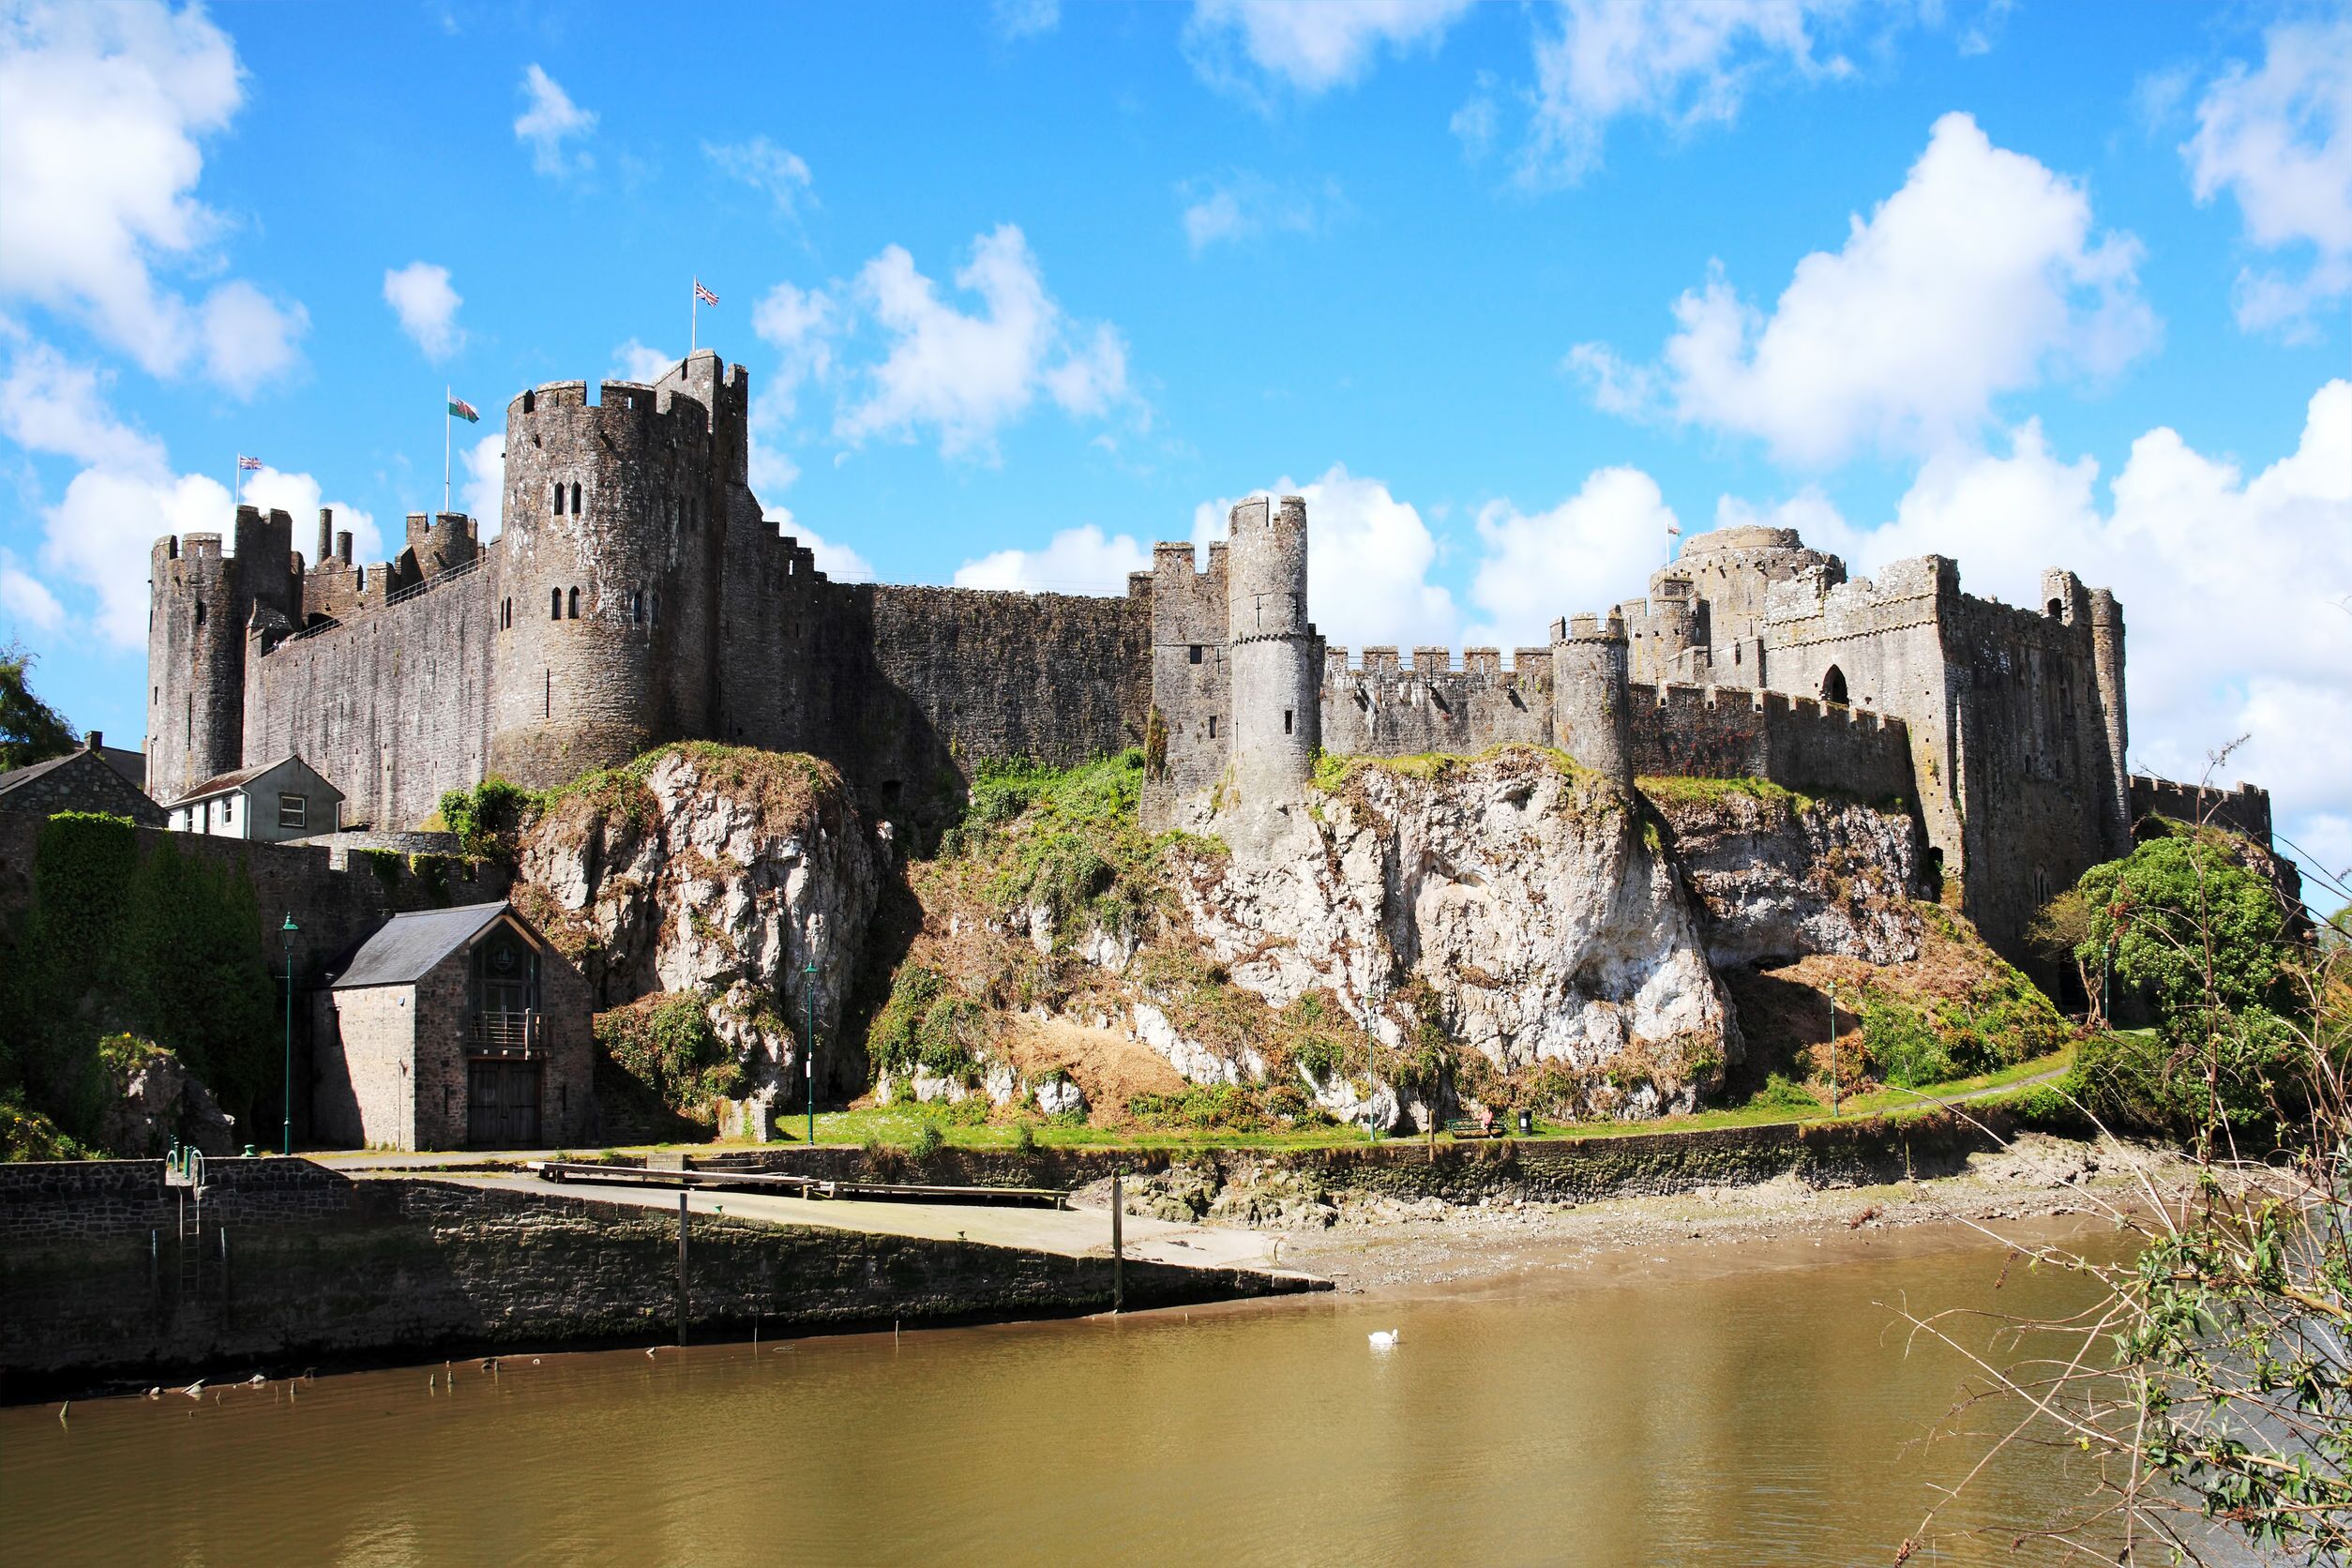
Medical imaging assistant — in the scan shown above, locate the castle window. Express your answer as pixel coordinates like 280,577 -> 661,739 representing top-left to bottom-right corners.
1820,666 -> 1848,706
552,481 -> 565,516
569,481 -> 581,514
2046,598 -> 2064,620
1188,644 -> 1202,665
652,592 -> 661,626
1284,709 -> 1293,735
550,589 -> 563,620
631,591 -> 644,626
1208,716 -> 1217,739
567,587 -> 580,619
502,597 -> 512,629
193,600 -> 205,627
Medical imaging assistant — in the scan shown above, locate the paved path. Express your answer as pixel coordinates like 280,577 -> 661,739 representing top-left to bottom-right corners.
460,1172 -> 1286,1273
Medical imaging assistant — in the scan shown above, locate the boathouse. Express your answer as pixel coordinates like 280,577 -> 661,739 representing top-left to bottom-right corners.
313,900 -> 595,1151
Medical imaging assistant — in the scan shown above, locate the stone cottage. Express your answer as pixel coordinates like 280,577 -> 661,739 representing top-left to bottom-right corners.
314,900 -> 593,1151
0,732 -> 165,826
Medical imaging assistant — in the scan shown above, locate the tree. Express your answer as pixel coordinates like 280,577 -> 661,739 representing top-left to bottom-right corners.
1898,838 -> 2352,1561
0,644 -> 75,772
2028,884 -> 2102,1024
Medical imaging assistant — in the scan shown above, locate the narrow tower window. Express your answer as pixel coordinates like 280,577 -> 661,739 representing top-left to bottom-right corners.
193,600 -> 205,627
1188,644 -> 1202,665
1207,716 -> 1217,739
544,669 -> 551,717
567,587 -> 580,619
652,592 -> 660,626
1284,709 -> 1293,735
550,589 -> 562,620
569,482 -> 580,514
631,591 -> 644,626
552,481 -> 565,516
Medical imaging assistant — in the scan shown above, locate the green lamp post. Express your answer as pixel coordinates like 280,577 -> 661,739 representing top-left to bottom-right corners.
280,912 -> 300,1155
804,959 -> 819,1147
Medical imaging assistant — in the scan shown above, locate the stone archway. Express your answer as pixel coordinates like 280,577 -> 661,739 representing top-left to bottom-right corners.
1820,665 -> 1849,706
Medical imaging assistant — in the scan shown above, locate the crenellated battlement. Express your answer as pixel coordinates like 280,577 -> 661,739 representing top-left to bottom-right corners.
2129,774 -> 2274,845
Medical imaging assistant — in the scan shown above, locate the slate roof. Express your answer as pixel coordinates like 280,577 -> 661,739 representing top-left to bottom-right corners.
171,759 -> 282,806
0,750 -> 83,796
331,901 -> 512,989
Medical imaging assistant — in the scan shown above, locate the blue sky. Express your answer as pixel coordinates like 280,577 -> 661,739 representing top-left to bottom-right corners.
2,1 -> 2347,892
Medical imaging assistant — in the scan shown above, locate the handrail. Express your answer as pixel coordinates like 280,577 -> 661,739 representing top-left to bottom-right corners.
164,1145 -> 205,1188
279,552 -> 485,645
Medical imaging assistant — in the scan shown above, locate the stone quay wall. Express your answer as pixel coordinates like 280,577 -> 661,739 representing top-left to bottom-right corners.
0,1167 -> 1310,1395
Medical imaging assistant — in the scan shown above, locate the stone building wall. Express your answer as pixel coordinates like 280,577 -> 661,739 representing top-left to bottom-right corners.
317,986 -> 414,1150
241,562 -> 495,829
1316,648 -> 1553,759
0,748 -> 167,827
1630,685 -> 1912,802
1145,540 -> 1230,829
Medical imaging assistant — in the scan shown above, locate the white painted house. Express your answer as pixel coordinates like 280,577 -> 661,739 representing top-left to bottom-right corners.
167,756 -> 345,842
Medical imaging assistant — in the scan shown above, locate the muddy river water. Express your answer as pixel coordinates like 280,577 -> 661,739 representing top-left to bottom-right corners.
3,1217 -> 2222,1565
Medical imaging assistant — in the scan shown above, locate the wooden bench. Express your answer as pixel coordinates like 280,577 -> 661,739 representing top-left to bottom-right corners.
1444,1118 -> 1506,1140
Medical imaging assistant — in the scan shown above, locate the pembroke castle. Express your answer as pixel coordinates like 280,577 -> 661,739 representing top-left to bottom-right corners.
146,348 -> 2278,968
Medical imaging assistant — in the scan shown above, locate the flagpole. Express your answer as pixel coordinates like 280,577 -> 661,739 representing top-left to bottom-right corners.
690,279 -> 697,354
444,386 -> 452,517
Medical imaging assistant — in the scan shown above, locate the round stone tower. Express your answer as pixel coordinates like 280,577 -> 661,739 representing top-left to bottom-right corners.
1551,610 -> 1635,788
144,505 -> 296,805
489,376 -> 716,789
1224,493 -> 1318,803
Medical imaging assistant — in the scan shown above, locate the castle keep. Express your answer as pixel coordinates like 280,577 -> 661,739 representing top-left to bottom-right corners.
147,347 -> 2273,966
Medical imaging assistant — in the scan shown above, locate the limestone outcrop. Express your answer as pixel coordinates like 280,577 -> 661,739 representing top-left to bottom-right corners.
1166,751 -> 1739,1121
1647,785 -> 1923,969
514,746 -> 885,1103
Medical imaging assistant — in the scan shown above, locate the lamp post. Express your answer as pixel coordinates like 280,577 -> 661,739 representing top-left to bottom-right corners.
280,912 -> 300,1155
804,960 -> 818,1147
1827,979 -> 1840,1118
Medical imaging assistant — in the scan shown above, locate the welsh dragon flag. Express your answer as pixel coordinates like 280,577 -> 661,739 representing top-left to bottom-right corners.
447,396 -> 479,422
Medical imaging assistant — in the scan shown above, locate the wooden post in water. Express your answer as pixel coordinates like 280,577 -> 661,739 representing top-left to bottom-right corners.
1109,1174 -> 1123,1315
676,1192 -> 689,1348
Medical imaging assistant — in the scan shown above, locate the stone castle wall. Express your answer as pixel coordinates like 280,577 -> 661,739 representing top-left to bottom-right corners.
1631,684 -> 1912,802
1317,648 -> 1553,758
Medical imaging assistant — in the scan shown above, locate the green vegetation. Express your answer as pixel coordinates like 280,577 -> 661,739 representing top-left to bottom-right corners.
434,776 -> 533,856
443,745 -> 842,857
1635,775 -> 1815,812
0,813 -> 278,1153
2067,833 -> 2300,1135
1747,1073 -> 1820,1112
593,990 -> 742,1122
867,965 -> 987,1083
0,644 -> 75,772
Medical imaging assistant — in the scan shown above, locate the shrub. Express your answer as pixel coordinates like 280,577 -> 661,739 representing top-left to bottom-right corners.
437,776 -> 534,857
1749,1073 -> 1819,1112
1862,997 -> 1954,1088
594,991 -> 742,1118
908,1121 -> 944,1159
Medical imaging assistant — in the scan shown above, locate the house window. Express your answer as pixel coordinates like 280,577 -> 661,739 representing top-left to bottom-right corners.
567,587 -> 580,619
1188,644 -> 1203,665
550,588 -> 562,620
279,793 -> 307,831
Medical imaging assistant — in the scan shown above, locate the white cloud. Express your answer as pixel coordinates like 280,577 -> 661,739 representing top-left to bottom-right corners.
703,136 -> 814,221
42,465 -> 226,646
1184,0 -> 1472,94
383,261 -> 464,360
1178,172 -> 1347,253
1450,72 -> 1500,159
992,0 -> 1060,39
1520,0 -> 1854,186
2183,20 -> 2352,339
1467,467 -> 1681,646
1574,113 -> 2157,466
954,523 -> 1150,595
750,280 -> 842,418
0,552 -> 64,635
0,338 -> 165,470
459,431 -> 504,538
1192,464 -> 1458,653
610,338 -> 675,384
0,0 -> 304,391
1729,383 -> 2352,887
837,224 -> 1134,460
515,64 -> 595,179
763,507 -> 874,582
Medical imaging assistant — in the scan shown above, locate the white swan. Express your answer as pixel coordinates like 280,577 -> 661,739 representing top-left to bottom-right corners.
1368,1329 -> 1400,1349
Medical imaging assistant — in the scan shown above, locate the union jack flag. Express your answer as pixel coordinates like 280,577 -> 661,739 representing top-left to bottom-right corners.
237,455 -> 263,471
694,279 -> 719,306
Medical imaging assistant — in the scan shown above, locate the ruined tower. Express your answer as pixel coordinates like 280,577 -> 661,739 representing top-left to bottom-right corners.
2087,587 -> 2131,856
1224,494 -> 1318,803
1550,610 -> 1635,788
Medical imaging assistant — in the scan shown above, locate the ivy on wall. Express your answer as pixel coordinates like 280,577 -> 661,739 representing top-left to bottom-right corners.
0,813 -> 277,1153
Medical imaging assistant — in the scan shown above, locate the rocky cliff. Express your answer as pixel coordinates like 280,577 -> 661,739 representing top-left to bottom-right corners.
512,746 -> 886,1106
1177,751 -> 1736,1119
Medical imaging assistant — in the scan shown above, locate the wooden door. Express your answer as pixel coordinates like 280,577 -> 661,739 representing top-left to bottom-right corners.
467,1061 -> 543,1147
